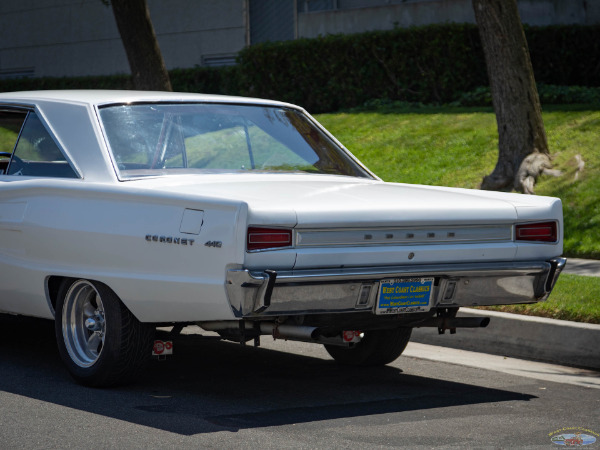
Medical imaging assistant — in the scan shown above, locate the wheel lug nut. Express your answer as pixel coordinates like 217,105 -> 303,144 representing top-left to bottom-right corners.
85,318 -> 97,331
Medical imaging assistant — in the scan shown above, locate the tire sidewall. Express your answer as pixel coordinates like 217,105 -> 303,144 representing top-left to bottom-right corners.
54,279 -> 126,386
325,327 -> 412,366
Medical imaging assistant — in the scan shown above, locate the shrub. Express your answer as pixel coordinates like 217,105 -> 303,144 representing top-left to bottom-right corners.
454,85 -> 600,107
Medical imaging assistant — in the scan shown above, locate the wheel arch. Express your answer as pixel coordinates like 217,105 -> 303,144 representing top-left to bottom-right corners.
46,276 -> 70,317
46,276 -> 119,319
46,275 -> 146,319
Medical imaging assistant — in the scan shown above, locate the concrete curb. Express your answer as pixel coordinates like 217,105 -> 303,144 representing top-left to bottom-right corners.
411,308 -> 600,370
562,258 -> 600,277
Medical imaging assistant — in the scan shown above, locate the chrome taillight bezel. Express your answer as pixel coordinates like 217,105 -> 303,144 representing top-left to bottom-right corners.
247,227 -> 293,252
515,221 -> 558,243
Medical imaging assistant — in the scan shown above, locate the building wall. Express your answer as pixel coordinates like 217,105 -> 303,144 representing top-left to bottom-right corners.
0,0 -> 598,79
250,0 -> 295,44
0,0 -> 247,78
297,0 -> 600,38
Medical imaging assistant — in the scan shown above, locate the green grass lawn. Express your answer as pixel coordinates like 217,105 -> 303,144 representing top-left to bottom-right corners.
316,105 -> 600,323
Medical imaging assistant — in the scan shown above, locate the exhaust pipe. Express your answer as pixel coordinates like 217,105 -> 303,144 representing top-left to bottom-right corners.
259,322 -> 319,340
200,321 -> 320,341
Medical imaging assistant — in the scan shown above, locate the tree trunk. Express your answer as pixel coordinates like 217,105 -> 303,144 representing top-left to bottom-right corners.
111,0 -> 172,91
472,0 -> 554,194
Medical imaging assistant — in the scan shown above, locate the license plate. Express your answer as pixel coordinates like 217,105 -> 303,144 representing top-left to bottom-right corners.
376,277 -> 434,315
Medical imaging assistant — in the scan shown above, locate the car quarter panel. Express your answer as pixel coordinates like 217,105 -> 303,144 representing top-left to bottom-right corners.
0,179 -> 247,322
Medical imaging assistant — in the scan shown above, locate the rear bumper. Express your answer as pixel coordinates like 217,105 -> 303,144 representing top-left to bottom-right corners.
225,257 -> 566,318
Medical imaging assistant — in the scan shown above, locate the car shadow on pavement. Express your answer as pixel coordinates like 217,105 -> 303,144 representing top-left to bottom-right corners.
0,314 -> 536,436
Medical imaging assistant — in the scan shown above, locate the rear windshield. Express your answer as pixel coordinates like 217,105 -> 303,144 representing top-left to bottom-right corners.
98,103 -> 371,179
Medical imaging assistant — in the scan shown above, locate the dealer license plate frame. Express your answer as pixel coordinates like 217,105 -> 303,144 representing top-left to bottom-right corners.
376,277 -> 435,315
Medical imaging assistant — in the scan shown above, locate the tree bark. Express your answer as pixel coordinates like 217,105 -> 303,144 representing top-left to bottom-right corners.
472,0 -> 553,194
111,0 -> 172,91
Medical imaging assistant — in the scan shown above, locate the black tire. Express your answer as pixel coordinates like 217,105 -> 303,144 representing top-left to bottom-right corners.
54,279 -> 154,387
324,327 -> 412,366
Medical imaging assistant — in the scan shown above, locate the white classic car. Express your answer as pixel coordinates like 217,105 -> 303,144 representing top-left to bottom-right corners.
0,90 -> 565,387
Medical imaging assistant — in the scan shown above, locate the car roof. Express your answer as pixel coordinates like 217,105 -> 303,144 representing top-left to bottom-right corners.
0,90 -> 298,109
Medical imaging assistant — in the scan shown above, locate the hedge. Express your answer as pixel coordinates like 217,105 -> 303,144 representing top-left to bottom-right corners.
237,24 -> 486,111
1,24 -> 598,113
0,73 -> 133,92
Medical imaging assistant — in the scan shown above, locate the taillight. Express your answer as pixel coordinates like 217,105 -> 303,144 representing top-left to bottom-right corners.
247,227 -> 293,251
515,221 -> 558,242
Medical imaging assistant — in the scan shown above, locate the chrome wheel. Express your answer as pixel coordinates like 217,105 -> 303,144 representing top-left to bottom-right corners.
56,278 -> 154,386
61,280 -> 106,368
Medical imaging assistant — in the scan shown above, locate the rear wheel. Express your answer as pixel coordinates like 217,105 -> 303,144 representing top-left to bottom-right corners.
54,279 -> 153,387
324,327 -> 412,366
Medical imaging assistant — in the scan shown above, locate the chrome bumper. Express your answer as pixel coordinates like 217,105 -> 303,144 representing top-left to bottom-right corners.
225,258 -> 566,318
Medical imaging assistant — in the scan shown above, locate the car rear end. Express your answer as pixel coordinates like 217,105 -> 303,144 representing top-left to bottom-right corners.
206,182 -> 565,349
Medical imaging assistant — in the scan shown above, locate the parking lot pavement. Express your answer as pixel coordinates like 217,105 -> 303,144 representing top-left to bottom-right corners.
2,318 -> 598,449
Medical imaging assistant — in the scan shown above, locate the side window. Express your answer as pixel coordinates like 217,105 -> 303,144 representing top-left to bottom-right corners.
0,110 -> 28,174
8,111 -> 78,178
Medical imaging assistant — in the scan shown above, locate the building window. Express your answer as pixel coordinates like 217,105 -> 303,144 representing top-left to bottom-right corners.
297,0 -> 335,12
249,0 -> 295,44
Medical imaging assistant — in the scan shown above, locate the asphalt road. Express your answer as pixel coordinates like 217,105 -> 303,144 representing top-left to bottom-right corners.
1,315 -> 599,449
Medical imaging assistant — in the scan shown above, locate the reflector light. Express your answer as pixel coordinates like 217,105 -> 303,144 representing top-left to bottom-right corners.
357,285 -> 372,306
247,227 -> 293,251
515,221 -> 557,242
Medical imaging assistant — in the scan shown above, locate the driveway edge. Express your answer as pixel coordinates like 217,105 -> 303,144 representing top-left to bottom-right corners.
410,308 -> 600,370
